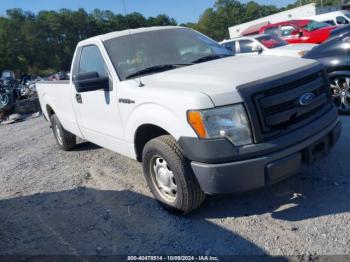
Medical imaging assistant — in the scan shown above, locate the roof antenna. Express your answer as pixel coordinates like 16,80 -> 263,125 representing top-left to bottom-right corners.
122,0 -> 145,87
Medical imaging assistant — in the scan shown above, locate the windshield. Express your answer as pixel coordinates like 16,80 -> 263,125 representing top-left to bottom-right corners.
104,28 -> 232,80
303,20 -> 331,31
256,35 -> 288,49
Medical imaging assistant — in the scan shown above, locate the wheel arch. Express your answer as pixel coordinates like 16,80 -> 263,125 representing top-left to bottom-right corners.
126,103 -> 197,161
46,104 -> 55,118
41,93 -> 58,121
134,124 -> 170,162
328,70 -> 350,80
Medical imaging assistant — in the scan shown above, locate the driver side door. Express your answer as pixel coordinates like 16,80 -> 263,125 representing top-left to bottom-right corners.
73,44 -> 124,149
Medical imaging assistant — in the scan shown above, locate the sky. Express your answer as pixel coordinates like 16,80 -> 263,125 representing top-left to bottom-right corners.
0,0 -> 296,23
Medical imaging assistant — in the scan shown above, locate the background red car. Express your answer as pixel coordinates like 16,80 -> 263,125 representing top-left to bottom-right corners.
258,20 -> 337,44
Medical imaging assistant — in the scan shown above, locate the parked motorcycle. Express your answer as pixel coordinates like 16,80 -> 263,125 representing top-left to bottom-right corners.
0,70 -> 41,120
0,72 -> 16,110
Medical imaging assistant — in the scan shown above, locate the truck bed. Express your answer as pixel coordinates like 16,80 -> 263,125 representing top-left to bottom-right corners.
36,81 -> 81,136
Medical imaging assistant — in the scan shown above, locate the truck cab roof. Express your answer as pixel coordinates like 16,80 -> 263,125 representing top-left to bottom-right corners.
80,26 -> 183,44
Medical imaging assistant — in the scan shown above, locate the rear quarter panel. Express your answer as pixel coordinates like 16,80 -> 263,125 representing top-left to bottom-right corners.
36,81 -> 82,137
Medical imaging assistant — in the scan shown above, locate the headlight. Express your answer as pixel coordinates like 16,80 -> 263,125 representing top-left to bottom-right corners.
187,104 -> 252,146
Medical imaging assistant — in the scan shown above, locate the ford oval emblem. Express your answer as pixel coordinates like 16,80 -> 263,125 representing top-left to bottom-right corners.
299,93 -> 316,106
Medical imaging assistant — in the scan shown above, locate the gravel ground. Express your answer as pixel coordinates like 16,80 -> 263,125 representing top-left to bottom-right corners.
0,116 -> 349,256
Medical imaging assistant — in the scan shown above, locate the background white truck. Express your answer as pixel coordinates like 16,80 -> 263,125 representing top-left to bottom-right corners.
37,26 -> 341,214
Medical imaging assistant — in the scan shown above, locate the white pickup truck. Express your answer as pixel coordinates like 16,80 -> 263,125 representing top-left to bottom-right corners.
37,26 -> 341,214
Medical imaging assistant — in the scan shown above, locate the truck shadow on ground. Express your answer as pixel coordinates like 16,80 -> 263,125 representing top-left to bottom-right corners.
72,142 -> 101,151
0,188 -> 280,256
192,157 -> 350,222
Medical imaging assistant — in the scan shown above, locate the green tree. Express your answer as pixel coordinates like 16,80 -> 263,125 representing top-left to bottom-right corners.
190,0 -> 280,41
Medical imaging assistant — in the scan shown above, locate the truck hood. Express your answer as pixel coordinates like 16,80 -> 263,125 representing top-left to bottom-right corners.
141,55 -> 318,106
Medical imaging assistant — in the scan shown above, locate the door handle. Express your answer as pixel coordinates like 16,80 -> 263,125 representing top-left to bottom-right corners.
76,93 -> 82,104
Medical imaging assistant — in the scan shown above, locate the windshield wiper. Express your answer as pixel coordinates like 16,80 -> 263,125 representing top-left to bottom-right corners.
125,64 -> 191,79
191,54 -> 232,64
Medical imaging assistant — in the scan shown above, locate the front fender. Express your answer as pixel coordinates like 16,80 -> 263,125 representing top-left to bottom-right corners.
124,102 -> 197,143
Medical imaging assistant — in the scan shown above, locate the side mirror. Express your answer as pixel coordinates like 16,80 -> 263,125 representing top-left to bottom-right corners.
252,45 -> 263,54
73,72 -> 109,93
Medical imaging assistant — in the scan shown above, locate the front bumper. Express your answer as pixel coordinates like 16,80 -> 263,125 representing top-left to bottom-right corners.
180,108 -> 341,194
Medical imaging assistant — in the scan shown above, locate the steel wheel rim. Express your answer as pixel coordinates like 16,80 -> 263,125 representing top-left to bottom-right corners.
54,123 -> 63,145
150,156 -> 177,203
330,77 -> 350,111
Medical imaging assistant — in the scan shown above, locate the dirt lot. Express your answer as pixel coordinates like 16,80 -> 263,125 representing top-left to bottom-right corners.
0,116 -> 349,256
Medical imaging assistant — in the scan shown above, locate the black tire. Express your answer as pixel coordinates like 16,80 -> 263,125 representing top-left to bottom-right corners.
0,92 -> 13,110
330,76 -> 350,115
142,135 -> 205,214
50,114 -> 76,151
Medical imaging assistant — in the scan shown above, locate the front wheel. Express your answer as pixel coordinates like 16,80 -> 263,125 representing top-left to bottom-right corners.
330,76 -> 350,114
142,135 -> 205,214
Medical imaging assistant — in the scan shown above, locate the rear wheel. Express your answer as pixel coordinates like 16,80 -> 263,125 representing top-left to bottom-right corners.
142,135 -> 205,214
330,76 -> 350,114
50,114 -> 76,151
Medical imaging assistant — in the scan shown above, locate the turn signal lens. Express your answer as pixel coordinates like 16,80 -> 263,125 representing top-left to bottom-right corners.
187,111 -> 207,138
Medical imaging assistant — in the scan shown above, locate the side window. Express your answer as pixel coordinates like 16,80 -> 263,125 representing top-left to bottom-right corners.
223,41 -> 236,54
336,16 -> 349,25
238,40 -> 254,53
264,27 -> 279,36
280,25 -> 297,37
323,20 -> 336,26
79,45 -> 109,77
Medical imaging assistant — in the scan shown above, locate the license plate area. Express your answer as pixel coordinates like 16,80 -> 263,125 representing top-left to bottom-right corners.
303,136 -> 330,165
